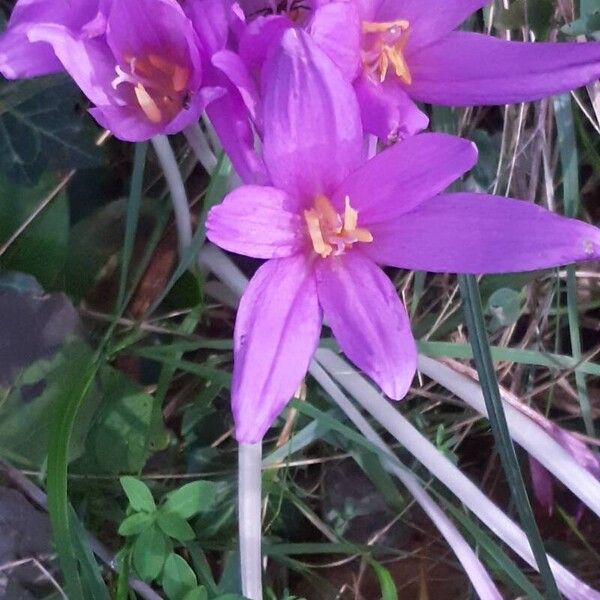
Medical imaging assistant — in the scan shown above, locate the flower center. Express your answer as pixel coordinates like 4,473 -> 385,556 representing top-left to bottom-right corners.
112,54 -> 191,124
362,20 -> 412,84
304,195 -> 373,258
249,0 -> 310,22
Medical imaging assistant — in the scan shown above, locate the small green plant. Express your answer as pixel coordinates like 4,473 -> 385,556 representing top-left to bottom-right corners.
118,476 -> 217,598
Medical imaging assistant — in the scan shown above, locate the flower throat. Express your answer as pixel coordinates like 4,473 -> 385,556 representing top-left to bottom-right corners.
304,195 -> 373,258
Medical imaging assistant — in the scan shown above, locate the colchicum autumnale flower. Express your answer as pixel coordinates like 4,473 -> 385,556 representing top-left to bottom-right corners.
0,0 -> 226,141
206,29 -> 600,443
234,0 -> 600,142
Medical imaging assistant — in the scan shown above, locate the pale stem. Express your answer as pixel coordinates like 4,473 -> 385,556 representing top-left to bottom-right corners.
151,135 -> 193,256
198,243 -> 248,298
417,355 -> 600,519
316,349 -> 600,600
238,442 -> 263,600
309,360 -> 503,600
184,123 -> 218,173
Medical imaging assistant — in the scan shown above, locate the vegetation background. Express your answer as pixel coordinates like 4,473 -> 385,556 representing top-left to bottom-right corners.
0,0 -> 599,598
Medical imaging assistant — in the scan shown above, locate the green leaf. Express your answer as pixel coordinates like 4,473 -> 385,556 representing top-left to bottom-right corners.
486,287 -> 521,332
132,526 -> 169,582
0,76 -> 102,185
163,481 -> 217,520
84,368 -> 162,474
369,560 -> 398,600
157,510 -> 196,543
120,477 -> 156,513
118,512 -> 154,537
47,345 -> 101,599
69,507 -> 111,600
162,553 -> 198,600
0,173 -> 69,288
182,588 -> 208,600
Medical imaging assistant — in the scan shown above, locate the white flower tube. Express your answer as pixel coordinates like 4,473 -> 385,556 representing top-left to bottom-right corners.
309,361 -> 502,600
238,442 -> 263,600
184,123 -> 218,173
151,135 -> 193,256
316,349 -> 600,600
417,355 -> 600,518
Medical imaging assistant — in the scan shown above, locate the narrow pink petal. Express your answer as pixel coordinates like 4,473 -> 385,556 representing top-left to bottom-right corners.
238,15 -> 289,72
354,74 -> 429,142
409,32 -> 600,106
529,457 -> 554,517
309,1 -> 361,81
0,28 -> 62,78
364,193 -> 600,273
376,0 -> 489,51
212,49 -> 260,120
183,0 -> 229,56
27,24 -> 117,107
0,0 -> 105,79
334,133 -> 477,223
263,28 -> 363,203
206,90 -> 268,184
315,252 -> 416,399
206,185 -> 305,259
233,255 -> 322,443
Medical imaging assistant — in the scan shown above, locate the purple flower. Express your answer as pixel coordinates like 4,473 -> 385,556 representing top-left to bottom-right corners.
355,0 -> 600,140
0,0 -> 109,79
206,30 -> 600,443
235,0 -> 600,142
9,0 -> 225,141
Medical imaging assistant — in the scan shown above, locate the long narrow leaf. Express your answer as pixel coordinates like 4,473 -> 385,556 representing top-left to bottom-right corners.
458,273 -> 560,599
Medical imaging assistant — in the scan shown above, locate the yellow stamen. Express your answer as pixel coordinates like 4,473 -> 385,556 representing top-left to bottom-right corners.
134,83 -> 163,123
304,195 -> 373,258
384,45 -> 412,84
343,196 -> 358,231
172,65 -> 190,92
362,19 -> 412,85
304,208 -> 333,258
315,194 -> 340,230
362,19 -> 410,34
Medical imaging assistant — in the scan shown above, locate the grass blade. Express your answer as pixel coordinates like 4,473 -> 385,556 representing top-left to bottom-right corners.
46,348 -> 100,600
554,93 -> 594,437
458,273 -> 560,600
116,142 -> 148,312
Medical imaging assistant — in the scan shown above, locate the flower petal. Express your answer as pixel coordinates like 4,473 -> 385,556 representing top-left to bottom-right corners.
316,252 -> 416,399
107,0 -> 200,78
0,27 -> 63,79
376,0 -> 489,50
334,133 -> 477,222
206,89 -> 268,184
409,32 -> 600,106
309,1 -> 361,81
238,15 -> 289,72
183,0 -> 229,56
263,28 -> 363,202
27,24 -> 118,106
206,185 -> 305,259
233,255 -> 322,443
212,50 -> 260,122
354,74 -> 429,141
364,193 -> 600,273
0,0 -> 105,78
